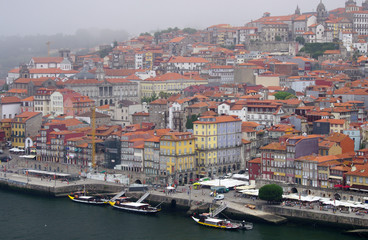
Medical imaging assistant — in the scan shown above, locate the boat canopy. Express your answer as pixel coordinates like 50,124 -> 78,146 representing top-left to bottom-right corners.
123,202 -> 149,207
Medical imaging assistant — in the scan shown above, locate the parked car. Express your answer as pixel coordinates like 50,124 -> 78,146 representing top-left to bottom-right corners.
210,186 -> 229,193
0,155 -> 11,162
214,194 -> 225,201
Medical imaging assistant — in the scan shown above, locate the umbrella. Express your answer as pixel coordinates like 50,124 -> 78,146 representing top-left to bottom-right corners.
9,148 -> 19,152
334,184 -> 343,188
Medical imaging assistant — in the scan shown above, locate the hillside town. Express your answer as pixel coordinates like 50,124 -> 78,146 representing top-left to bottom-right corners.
2,0 -> 368,202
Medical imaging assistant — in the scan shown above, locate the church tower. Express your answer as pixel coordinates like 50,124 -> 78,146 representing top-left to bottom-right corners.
317,0 -> 328,24
96,62 -> 105,82
19,64 -> 30,79
295,5 -> 301,15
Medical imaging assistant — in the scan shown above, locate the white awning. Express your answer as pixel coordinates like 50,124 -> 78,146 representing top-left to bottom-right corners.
329,176 -> 343,180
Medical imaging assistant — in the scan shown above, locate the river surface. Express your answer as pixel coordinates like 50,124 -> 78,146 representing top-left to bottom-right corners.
0,190 -> 362,240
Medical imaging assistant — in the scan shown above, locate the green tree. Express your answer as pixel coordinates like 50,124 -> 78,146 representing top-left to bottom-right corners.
183,28 -> 197,34
220,44 -> 235,50
159,91 -> 172,99
140,32 -> 152,36
295,36 -> 305,45
352,50 -> 362,62
274,91 -> 293,100
2,83 -> 8,91
299,42 -> 339,59
275,36 -> 282,41
99,46 -> 112,58
151,92 -> 158,102
259,184 -> 283,202
285,94 -> 297,100
186,114 -> 199,130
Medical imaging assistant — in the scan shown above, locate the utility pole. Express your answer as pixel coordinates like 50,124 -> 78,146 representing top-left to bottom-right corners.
91,107 -> 96,169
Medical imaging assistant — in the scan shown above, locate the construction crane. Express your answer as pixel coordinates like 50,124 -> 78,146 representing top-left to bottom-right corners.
91,107 -> 96,168
46,41 -> 52,57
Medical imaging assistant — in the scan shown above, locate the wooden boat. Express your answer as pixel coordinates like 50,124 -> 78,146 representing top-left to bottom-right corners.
192,214 -> 253,230
68,194 -> 107,205
108,201 -> 161,214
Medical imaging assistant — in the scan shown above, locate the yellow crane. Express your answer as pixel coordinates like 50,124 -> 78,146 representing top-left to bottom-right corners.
91,107 -> 96,168
46,41 -> 52,57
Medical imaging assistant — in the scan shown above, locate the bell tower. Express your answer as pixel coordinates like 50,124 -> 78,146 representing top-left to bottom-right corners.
19,64 -> 30,79
96,62 -> 105,81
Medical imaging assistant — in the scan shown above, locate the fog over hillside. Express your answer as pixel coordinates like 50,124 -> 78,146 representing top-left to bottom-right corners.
0,28 -> 128,78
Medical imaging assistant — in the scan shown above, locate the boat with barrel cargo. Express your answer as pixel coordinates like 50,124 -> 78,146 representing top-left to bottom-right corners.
192,213 -> 253,230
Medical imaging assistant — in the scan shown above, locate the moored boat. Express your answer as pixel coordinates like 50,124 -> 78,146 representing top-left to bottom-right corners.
192,213 -> 253,230
108,201 -> 161,214
68,194 -> 107,205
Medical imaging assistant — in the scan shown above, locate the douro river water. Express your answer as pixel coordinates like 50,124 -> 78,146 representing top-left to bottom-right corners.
0,190 -> 361,240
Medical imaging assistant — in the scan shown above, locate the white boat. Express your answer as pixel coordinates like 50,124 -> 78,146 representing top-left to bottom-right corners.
108,201 -> 161,214
192,214 -> 253,230
68,195 -> 107,205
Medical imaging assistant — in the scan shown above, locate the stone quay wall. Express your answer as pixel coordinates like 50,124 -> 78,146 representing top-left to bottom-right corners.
264,205 -> 368,228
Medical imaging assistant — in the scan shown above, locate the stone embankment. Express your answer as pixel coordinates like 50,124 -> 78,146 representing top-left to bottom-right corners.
127,191 -> 287,224
2,172 -> 367,227
264,205 -> 368,228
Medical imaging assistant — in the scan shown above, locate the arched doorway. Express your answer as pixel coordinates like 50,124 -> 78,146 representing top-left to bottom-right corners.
334,193 -> 341,200
291,187 -> 298,194
135,179 -> 142,184
178,174 -> 183,185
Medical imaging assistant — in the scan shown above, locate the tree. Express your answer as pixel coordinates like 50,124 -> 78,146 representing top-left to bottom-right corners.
275,36 -> 282,42
259,184 -> 283,202
186,114 -> 199,130
2,83 -> 8,91
183,28 -> 197,34
298,42 -> 339,59
140,32 -> 152,36
274,91 -> 294,100
295,36 -> 305,45
99,46 -> 112,58
159,91 -> 172,99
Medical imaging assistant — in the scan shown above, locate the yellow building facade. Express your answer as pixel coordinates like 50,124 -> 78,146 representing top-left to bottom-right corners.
141,73 -> 208,97
194,119 -> 217,175
0,119 -> 12,142
11,118 -> 25,148
160,132 -> 195,183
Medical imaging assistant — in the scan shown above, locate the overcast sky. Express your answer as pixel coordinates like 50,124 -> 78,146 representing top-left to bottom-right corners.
1,0 -> 347,37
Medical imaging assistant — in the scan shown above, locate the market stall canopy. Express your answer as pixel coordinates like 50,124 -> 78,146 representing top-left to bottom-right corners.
198,179 -> 248,188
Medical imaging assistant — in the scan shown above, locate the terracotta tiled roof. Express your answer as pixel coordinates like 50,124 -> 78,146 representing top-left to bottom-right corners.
248,158 -> 261,164
345,165 -> 368,178
7,89 -> 27,94
150,99 -> 167,105
32,57 -> 64,63
260,142 -> 286,151
168,56 -> 209,63
324,132 -> 349,143
1,96 -> 21,104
